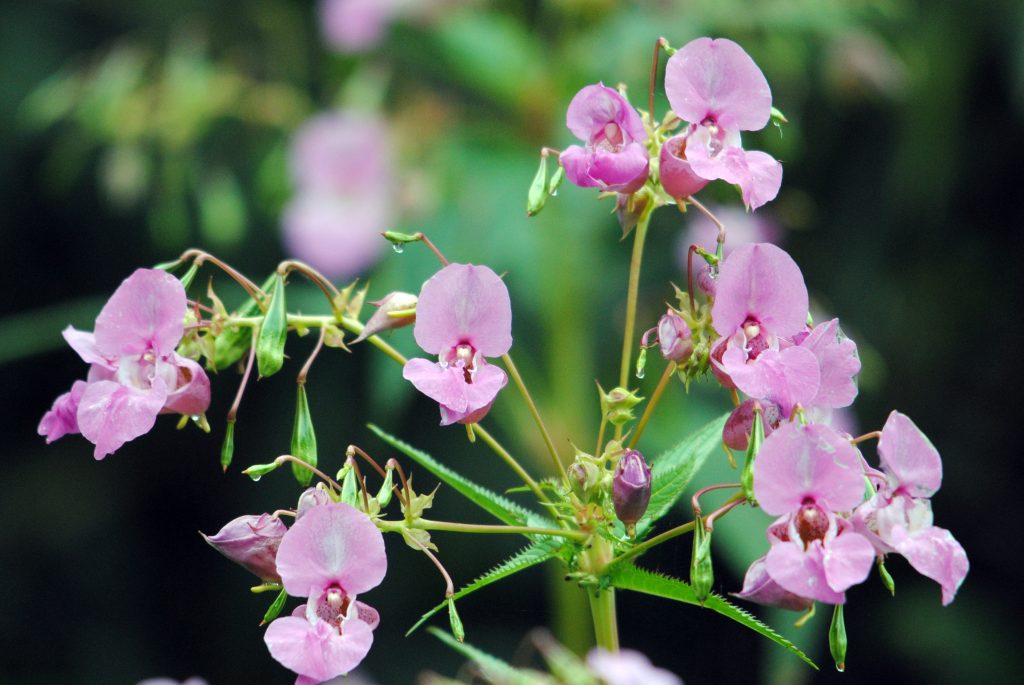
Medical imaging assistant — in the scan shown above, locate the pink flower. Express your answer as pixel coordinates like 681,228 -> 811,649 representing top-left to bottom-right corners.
586,648 -> 682,685
749,423 -> 875,605
264,503 -> 386,683
853,412 -> 968,605
202,513 -> 288,582
318,0 -> 399,53
733,555 -> 813,612
402,264 -> 512,426
38,269 -> 211,459
662,38 -> 782,209
711,243 -> 819,414
559,83 -> 650,193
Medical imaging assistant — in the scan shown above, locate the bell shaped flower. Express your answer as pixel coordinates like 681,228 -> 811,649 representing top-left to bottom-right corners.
853,412 -> 968,605
38,268 -> 211,459
750,423 -> 874,604
612,450 -> 652,528
202,513 -> 288,582
587,648 -> 682,685
264,503 -> 386,683
559,83 -> 650,194
662,38 -> 782,209
402,263 -> 512,425
711,243 -> 819,414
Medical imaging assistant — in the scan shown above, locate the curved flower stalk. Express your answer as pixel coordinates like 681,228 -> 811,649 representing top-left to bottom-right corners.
38,268 -> 210,459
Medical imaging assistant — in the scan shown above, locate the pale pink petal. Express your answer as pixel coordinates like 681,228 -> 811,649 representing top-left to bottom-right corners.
77,379 -> 168,459
565,83 -> 646,144
891,525 -> 968,606
737,150 -> 783,210
665,37 -> 772,131
459,362 -> 507,418
586,648 -> 682,685
62,327 -> 110,367
733,555 -> 813,611
402,359 -> 469,414
275,502 -> 386,597
711,243 -> 809,338
878,411 -> 942,497
559,145 -> 598,188
723,345 -> 820,415
585,143 -> 650,193
412,264 -> 512,356
685,136 -> 748,186
162,354 -> 212,416
354,601 -> 380,631
766,541 -> 845,604
288,111 -> 393,192
38,380 -> 88,443
202,513 -> 287,582
264,613 -> 373,682
658,134 -> 709,199
799,319 -> 860,409
94,269 -> 186,357
822,531 -> 875,592
754,423 -> 866,516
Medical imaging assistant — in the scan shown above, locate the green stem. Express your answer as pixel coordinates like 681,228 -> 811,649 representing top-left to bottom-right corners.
628,361 -> 675,449
615,208 -> 653,440
607,520 -> 696,569
470,424 -> 552,506
589,589 -> 620,651
501,353 -> 565,481
413,518 -> 586,541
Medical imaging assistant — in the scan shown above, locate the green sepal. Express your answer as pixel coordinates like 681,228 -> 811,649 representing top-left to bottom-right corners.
290,384 -> 318,487
261,587 -> 288,625
609,563 -> 817,669
447,597 -> 465,642
178,262 -> 200,290
339,460 -> 359,507
742,406 -> 765,505
255,273 -> 288,378
527,153 -> 549,216
770,106 -> 789,125
690,517 -> 713,605
829,603 -> 847,672
220,420 -> 235,471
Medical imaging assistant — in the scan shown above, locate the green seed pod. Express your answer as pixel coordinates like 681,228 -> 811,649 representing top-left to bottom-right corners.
220,420 -> 235,472
690,518 -> 714,605
829,604 -> 847,672
290,385 -> 318,487
527,153 -> 549,216
256,274 -> 288,378
741,405 -> 765,506
447,597 -> 465,642
261,587 -> 288,626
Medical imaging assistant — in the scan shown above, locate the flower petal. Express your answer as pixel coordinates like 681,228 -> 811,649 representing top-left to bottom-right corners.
565,83 -> 646,144
412,264 -> 512,356
711,243 -> 809,339
162,354 -> 212,416
799,319 -> 861,410
822,531 -> 875,592
38,380 -> 88,444
62,327 -> 110,367
890,525 -> 968,606
402,358 -> 469,414
733,555 -> 813,611
264,612 -> 373,682
94,269 -> 187,357
878,411 -> 942,497
766,540 -> 845,604
77,379 -> 168,459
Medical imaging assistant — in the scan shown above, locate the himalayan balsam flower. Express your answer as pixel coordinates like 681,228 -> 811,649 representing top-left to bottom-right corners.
853,411 -> 968,605
264,503 -> 387,683
749,423 -> 874,605
661,38 -> 782,209
202,513 -> 287,582
402,264 -> 512,425
38,268 -> 211,459
318,0 -> 399,53
587,648 -> 683,685
560,83 -> 650,193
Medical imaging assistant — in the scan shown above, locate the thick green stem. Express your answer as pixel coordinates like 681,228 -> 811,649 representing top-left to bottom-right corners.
615,209 -> 652,439
589,589 -> 620,652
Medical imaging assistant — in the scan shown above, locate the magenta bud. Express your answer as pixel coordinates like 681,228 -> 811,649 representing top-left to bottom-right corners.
352,291 -> 417,343
201,513 -> 286,582
658,134 -> 709,199
296,486 -> 333,519
657,310 -> 693,363
723,399 -> 782,451
613,450 -> 652,528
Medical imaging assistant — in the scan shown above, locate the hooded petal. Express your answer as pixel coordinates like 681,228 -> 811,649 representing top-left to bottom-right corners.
821,531 -> 875,592
202,513 -> 287,582
658,134 -> 710,199
275,502 -> 386,597
162,354 -> 212,416
77,379 -> 168,459
766,541 -> 845,604
565,83 -> 646,144
737,149 -> 783,210
754,422 -> 866,516
94,269 -> 187,358
799,319 -> 861,410
890,525 -> 968,606
711,243 -> 809,338
878,411 -> 942,498
412,264 -> 512,356
402,359 -> 470,414
665,37 -> 772,131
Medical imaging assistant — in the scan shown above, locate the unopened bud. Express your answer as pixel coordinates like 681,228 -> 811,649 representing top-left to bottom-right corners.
690,518 -> 714,605
353,291 -> 418,343
527,153 -> 549,216
723,399 -> 781,451
568,460 -> 601,501
376,464 -> 395,508
290,385 -> 318,487
202,513 -> 286,582
829,604 -> 848,672
256,274 -> 288,378
659,134 -> 710,199
600,385 -> 644,427
296,486 -> 332,519
612,450 -> 652,533
657,310 -> 693,363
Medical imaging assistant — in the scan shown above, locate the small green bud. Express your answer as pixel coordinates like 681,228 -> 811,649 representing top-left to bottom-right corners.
567,460 -> 602,502
741,405 -> 765,505
382,230 -> 421,245
376,464 -> 395,508
770,106 -> 789,125
829,604 -> 847,672
878,558 -> 896,596
242,459 -> 282,481
527,153 -> 549,217
547,165 -> 565,196
600,385 -> 644,427
447,597 -> 465,642
220,420 -> 235,472
690,518 -> 714,605
290,385 -> 318,487
256,274 -> 288,378
261,587 -> 288,626
339,459 -> 359,507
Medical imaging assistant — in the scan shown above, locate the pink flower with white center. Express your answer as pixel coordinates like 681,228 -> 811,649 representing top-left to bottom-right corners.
711,243 -> 819,414
587,648 -> 682,685
264,503 -> 386,683
750,422 -> 875,604
38,269 -> 211,459
661,38 -> 782,210
559,83 -> 650,194
853,411 -> 968,605
402,263 -> 512,426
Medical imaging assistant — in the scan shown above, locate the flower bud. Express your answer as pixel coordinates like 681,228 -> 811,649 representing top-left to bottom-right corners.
527,153 -> 549,217
568,460 -> 602,502
658,133 -> 709,199
657,310 -> 693,363
201,513 -> 286,582
600,386 -> 644,427
290,384 -> 318,487
353,291 -> 418,343
612,450 -> 652,533
829,604 -> 848,672
723,399 -> 781,451
296,486 -> 332,519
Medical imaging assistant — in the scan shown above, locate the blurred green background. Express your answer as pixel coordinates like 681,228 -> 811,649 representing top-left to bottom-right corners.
2,0 -> 1022,683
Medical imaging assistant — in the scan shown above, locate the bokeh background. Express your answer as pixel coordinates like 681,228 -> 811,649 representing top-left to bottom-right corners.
2,1 -> 1022,683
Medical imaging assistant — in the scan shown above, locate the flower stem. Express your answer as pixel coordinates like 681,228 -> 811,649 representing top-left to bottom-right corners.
628,361 -> 675,449
414,518 -> 587,541
615,206 -> 653,440
470,424 -> 551,506
589,589 -> 620,652
607,520 -> 696,568
501,353 -> 565,481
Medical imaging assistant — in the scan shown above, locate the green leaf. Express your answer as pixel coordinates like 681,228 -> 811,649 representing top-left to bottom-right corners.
407,539 -> 561,637
428,627 -> 557,685
637,412 -> 728,537
367,424 -> 555,530
609,564 -> 817,670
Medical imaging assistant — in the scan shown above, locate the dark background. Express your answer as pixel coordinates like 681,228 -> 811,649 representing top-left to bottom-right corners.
1,1 -> 1021,683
